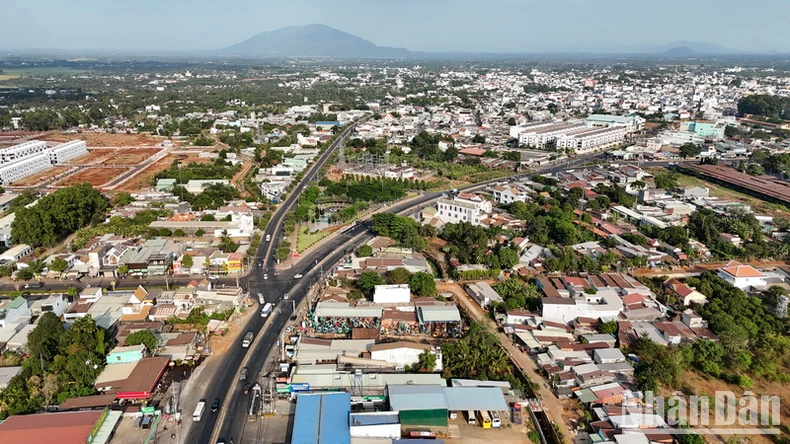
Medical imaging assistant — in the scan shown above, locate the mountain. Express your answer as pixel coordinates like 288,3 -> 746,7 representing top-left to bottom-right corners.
662,46 -> 698,57
649,40 -> 744,55
221,24 -> 413,58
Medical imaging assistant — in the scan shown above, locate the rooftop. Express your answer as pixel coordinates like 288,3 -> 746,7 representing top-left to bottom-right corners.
0,410 -> 103,444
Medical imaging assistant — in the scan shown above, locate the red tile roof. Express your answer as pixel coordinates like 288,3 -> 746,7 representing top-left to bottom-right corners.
0,410 -> 102,444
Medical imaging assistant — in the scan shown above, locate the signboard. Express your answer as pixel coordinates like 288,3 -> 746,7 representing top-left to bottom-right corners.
289,383 -> 311,392
141,406 -> 156,414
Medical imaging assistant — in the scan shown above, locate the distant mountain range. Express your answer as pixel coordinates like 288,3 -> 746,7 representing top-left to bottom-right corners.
220,24 -> 413,58
219,25 -> 759,58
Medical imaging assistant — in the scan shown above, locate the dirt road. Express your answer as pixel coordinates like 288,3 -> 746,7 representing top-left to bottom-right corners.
439,282 -> 574,442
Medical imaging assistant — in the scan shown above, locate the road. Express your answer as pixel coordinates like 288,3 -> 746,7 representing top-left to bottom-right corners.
189,119 -> 365,444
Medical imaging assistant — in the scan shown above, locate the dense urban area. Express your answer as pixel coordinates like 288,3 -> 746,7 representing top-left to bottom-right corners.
0,52 -> 788,444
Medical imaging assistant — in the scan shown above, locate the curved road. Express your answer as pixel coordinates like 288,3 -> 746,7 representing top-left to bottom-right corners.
189,151 -> 671,443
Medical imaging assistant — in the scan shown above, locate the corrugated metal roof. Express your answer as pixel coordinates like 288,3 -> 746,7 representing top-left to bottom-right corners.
388,385 -> 447,411
443,387 -> 508,411
417,305 -> 461,323
292,392 -> 350,444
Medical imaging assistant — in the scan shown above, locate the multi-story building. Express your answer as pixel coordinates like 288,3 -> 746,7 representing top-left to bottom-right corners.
0,141 -> 47,164
518,122 -> 586,148
48,140 -> 88,164
556,126 -> 627,154
435,192 -> 492,226
585,114 -> 645,133
491,183 -> 529,204
0,153 -> 52,185
679,120 -> 725,140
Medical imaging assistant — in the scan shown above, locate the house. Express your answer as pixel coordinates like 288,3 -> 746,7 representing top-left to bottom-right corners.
491,183 -> 529,204
465,282 -> 504,308
719,233 -> 743,247
159,332 -> 198,361
0,297 -> 30,329
593,348 -> 626,364
373,284 -> 411,304
663,277 -> 708,306
29,294 -> 69,318
106,344 -> 146,365
0,244 -> 32,263
368,341 -> 443,371
717,260 -> 767,290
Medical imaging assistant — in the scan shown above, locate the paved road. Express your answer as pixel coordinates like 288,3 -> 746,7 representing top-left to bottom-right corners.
184,150 -> 669,443
189,120 -> 365,444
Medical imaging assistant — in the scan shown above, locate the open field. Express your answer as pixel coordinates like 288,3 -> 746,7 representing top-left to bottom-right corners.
42,132 -> 162,147
56,167 -> 130,187
67,148 -> 162,166
296,224 -> 328,252
11,166 -> 72,187
0,67 -> 92,81
114,153 -> 214,193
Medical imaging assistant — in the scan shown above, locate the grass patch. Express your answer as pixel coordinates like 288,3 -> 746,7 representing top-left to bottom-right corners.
296,224 -> 327,252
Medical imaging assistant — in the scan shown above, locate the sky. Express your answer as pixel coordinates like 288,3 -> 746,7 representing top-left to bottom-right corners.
3,0 -> 789,53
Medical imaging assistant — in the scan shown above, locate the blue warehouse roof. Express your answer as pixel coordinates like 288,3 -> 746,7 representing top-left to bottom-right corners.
292,392 -> 351,444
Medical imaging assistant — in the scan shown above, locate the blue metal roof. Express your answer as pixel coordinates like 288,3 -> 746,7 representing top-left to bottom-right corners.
292,392 -> 351,444
315,121 -> 341,125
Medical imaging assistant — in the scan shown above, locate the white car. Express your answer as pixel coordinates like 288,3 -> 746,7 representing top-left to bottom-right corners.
265,234 -> 271,242
284,293 -> 289,300
293,273 -> 303,279
286,326 -> 295,333
263,274 -> 268,280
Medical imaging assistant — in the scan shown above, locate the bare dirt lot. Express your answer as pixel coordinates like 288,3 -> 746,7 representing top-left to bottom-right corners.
56,167 -> 130,187
115,152 -> 214,193
12,166 -> 72,186
42,132 -> 162,147
68,148 -> 162,166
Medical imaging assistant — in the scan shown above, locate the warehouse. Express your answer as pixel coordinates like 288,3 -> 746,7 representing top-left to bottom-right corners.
387,384 -> 510,427
292,392 -> 351,444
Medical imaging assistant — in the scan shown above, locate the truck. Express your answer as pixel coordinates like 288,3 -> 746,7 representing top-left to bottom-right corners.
260,302 -> 273,318
242,331 -> 254,348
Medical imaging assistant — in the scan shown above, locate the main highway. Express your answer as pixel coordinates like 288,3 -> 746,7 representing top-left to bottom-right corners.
188,147 -> 669,443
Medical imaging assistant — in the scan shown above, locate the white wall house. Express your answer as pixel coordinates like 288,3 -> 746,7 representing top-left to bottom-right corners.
368,341 -> 443,371
717,260 -> 767,290
541,289 -> 624,324
0,297 -> 30,329
491,183 -> 529,204
373,284 -> 411,304
435,193 -> 492,227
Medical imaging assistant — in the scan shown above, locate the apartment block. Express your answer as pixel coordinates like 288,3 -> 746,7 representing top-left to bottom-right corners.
557,126 -> 627,154
0,141 -> 48,164
518,122 -> 586,148
0,153 -> 51,185
49,140 -> 88,164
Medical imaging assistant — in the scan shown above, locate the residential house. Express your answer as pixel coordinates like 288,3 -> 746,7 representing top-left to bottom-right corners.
465,282 -> 504,309
663,278 -> 708,306
106,344 -> 146,364
717,260 -> 767,290
0,297 -> 30,329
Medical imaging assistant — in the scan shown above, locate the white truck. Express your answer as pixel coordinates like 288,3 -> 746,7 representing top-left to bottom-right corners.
260,302 -> 273,318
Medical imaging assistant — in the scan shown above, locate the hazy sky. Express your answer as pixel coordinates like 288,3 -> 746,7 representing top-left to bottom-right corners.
3,0 -> 789,53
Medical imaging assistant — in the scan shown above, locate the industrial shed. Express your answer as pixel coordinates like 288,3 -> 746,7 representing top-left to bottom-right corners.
292,392 -> 351,444
388,385 -> 449,426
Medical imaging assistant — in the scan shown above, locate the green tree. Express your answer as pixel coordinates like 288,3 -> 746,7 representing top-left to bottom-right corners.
356,271 -> 385,297
111,192 -> 135,207
27,312 -> 65,369
195,229 -> 206,237
16,268 -> 34,281
124,330 -> 159,353
412,350 -> 437,372
472,134 -> 486,143
679,143 -> 700,158
600,320 -> 618,335
765,285 -> 788,306
654,171 -> 679,190
388,267 -> 412,285
746,163 -> 765,176
357,245 -> 373,257
116,265 -> 129,276
181,254 -> 194,269
48,257 -> 70,274
409,272 -> 437,297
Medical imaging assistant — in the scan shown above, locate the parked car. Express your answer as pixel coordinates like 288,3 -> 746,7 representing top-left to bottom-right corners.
286,326 -> 295,333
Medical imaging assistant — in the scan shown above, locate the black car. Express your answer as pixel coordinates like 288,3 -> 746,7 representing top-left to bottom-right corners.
211,398 -> 220,413
243,384 -> 252,394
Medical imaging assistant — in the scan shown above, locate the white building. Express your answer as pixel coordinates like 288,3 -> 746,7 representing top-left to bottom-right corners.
518,122 -> 586,148
0,297 -> 30,329
491,183 -> 529,204
585,114 -> 645,133
368,341 -> 442,371
0,153 -> 51,185
435,192 -> 492,227
185,180 -> 230,194
556,126 -> 626,154
48,140 -> 88,164
0,244 -> 32,263
716,260 -> 767,290
509,121 -> 557,139
0,141 -> 47,164
465,282 -> 504,308
541,289 -> 624,324
373,284 -> 411,304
